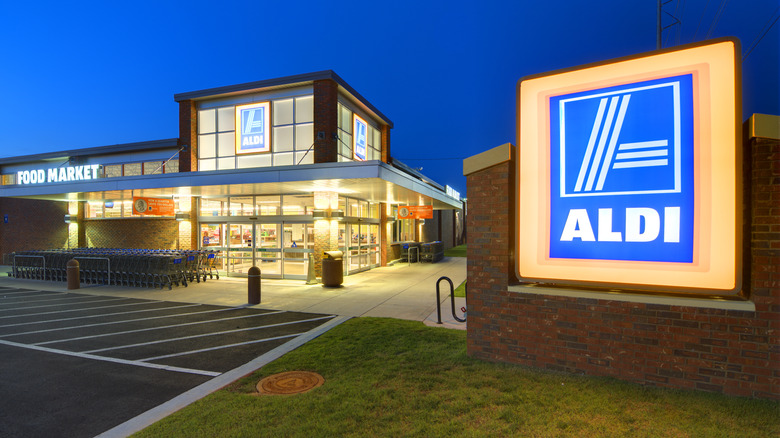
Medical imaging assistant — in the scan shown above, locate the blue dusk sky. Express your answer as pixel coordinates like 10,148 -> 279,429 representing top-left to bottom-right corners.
0,0 -> 777,197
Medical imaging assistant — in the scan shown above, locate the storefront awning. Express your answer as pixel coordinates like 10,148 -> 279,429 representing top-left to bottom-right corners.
0,161 -> 462,210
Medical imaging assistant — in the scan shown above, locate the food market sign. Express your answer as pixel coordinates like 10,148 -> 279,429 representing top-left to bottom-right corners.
516,38 -> 742,296
17,165 -> 102,185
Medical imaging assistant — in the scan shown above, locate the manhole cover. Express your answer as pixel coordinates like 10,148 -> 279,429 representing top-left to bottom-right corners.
256,371 -> 324,395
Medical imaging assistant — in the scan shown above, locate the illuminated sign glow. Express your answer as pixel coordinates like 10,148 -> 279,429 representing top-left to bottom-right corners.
517,39 -> 741,295
353,115 -> 368,161
235,102 -> 271,154
17,165 -> 102,185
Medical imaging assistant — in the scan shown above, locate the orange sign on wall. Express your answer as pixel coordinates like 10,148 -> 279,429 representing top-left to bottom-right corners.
398,205 -> 433,219
132,197 -> 175,216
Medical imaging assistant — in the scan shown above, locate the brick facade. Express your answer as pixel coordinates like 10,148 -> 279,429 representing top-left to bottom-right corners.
178,100 -> 197,172
0,198 -> 70,262
465,127 -> 779,400
313,79 -> 339,163
85,219 -> 180,249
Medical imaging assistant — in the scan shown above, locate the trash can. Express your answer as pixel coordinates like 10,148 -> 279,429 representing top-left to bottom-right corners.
321,250 -> 344,287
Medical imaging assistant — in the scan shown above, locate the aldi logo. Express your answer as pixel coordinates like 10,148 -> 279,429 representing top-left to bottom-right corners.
549,75 -> 695,263
235,102 -> 271,154
516,38 -> 742,295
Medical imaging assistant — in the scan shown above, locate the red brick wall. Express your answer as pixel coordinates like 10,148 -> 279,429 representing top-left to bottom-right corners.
313,79 -> 338,163
0,198 -> 69,261
466,134 -> 779,400
178,100 -> 197,172
85,219 -> 179,249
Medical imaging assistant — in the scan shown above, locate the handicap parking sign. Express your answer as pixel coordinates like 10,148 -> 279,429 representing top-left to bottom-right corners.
548,74 -> 695,263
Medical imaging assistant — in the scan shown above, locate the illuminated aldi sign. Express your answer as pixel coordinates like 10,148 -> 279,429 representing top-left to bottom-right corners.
517,39 -> 742,295
235,102 -> 270,154
354,115 -> 368,161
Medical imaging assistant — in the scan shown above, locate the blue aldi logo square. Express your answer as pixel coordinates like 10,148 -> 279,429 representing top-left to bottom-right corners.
548,74 -> 695,263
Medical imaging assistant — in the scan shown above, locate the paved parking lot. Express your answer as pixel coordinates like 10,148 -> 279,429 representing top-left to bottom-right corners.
0,286 -> 339,438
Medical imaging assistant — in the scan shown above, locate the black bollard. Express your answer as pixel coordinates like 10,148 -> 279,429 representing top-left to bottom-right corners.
248,266 -> 261,304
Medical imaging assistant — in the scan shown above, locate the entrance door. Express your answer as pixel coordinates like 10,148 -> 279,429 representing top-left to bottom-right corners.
347,223 -> 369,274
256,223 -> 282,277
227,223 -> 254,275
282,223 -> 313,279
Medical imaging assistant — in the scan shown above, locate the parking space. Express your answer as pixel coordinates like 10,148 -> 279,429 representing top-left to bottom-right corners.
0,286 -> 337,438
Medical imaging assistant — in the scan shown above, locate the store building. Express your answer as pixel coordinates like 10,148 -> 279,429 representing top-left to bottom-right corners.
0,71 -> 464,279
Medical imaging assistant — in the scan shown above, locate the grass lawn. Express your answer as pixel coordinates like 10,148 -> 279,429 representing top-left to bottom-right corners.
444,244 -> 466,258
134,318 -> 779,438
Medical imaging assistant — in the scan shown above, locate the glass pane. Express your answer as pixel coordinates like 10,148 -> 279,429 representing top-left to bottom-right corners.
347,199 -> 361,217
295,96 -> 313,123
256,195 -> 281,215
274,126 -> 294,152
237,154 -> 272,168
198,109 -> 216,134
120,200 -> 132,217
229,224 -> 253,249
282,194 -> 313,215
164,160 -> 179,174
295,151 -> 313,165
200,223 -> 224,248
229,196 -> 254,216
295,123 -> 313,151
339,132 -> 352,156
144,161 -> 163,175
339,104 -> 352,132
104,164 -> 122,178
228,224 -> 253,275
273,152 -> 294,166
199,158 -> 216,171
370,224 -> 379,246
217,107 -> 234,132
369,203 -> 379,219
200,198 -> 228,216
217,132 -> 235,157
86,201 -> 103,218
217,157 -> 235,170
123,163 -> 142,176
374,129 -> 382,152
257,223 -> 281,276
273,99 -> 294,126
199,134 -> 216,158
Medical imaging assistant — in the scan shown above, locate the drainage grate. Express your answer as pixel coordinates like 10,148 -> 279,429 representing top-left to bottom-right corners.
256,371 -> 324,395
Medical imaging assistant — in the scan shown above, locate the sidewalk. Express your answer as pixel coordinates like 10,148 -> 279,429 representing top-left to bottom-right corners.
0,257 -> 467,330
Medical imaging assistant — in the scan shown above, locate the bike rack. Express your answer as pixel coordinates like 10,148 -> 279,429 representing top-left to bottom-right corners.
435,276 -> 466,324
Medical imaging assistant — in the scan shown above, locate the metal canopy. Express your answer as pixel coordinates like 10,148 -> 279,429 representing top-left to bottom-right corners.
0,161 -> 462,210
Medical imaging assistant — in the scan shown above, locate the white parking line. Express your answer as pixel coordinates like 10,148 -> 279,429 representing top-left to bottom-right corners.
0,290 -> 66,297
0,296 -> 131,312
0,292 -> 71,304
32,310 -> 287,346
0,338 -> 221,377
0,300 -> 165,320
0,306 -> 243,338
139,333 -> 305,362
0,303 -> 201,329
83,315 -> 334,353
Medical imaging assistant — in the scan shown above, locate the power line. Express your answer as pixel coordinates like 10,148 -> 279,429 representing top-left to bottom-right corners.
705,0 -> 730,39
692,0 -> 712,41
743,8 -> 780,61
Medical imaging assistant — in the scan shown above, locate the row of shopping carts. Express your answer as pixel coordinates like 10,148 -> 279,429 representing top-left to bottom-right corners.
10,248 -> 220,290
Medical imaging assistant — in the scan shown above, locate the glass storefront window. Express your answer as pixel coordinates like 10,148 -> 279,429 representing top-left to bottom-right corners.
256,195 -> 281,215
229,196 -> 254,216
201,198 -> 228,216
369,203 -> 379,219
282,195 -> 313,215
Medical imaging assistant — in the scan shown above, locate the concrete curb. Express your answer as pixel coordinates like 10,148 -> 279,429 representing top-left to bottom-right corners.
96,315 -> 351,438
